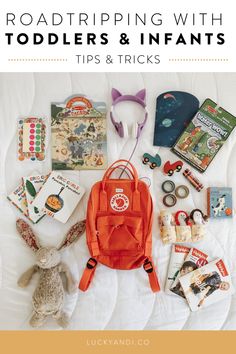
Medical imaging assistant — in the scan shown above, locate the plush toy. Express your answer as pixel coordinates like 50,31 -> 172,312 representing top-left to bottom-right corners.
159,210 -> 176,244
189,209 -> 208,242
189,208 -> 208,225
16,218 -> 86,328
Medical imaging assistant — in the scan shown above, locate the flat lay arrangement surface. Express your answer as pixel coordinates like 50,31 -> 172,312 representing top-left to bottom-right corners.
0,72 -> 236,330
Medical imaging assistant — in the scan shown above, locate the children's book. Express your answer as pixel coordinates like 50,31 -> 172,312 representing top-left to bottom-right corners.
170,248 -> 209,298
207,187 -> 233,219
7,183 -> 28,218
172,99 -> 236,173
179,259 -> 234,311
22,175 -> 47,224
153,91 -> 199,147
51,95 -> 107,170
32,171 -> 85,223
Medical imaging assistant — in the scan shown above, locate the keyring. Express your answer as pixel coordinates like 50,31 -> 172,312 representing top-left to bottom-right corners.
162,180 -> 175,194
163,194 -> 177,207
175,185 -> 189,199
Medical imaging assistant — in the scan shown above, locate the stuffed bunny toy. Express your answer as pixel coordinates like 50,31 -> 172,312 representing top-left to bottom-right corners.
16,218 -> 86,328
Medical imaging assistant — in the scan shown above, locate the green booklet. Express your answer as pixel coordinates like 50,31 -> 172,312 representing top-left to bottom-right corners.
172,99 -> 236,173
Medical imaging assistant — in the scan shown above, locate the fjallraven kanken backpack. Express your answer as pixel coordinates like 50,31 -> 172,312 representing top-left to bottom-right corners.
79,159 -> 160,292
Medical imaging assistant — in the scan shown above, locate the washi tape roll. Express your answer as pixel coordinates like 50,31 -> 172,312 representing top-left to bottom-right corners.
163,194 -> 177,207
175,185 -> 189,199
162,180 -> 175,193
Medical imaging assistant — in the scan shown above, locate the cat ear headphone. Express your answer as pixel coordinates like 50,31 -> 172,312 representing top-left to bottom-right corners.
110,88 -> 148,139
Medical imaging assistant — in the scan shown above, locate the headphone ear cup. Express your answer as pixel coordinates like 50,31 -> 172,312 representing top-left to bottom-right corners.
132,123 -> 138,139
122,122 -> 129,138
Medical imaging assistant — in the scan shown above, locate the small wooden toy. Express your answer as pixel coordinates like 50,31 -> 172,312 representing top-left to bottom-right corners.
142,153 -> 162,169
163,160 -> 183,176
183,168 -> 203,192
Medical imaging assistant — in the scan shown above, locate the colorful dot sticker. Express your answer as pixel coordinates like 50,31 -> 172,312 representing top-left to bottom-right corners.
22,122 -> 42,153
18,118 -> 45,162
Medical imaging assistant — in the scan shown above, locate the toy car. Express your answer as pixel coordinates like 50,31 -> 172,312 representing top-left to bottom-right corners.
142,153 -> 162,169
163,160 -> 183,176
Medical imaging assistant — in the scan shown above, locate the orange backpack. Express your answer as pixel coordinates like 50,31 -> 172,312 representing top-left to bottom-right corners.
79,159 -> 160,293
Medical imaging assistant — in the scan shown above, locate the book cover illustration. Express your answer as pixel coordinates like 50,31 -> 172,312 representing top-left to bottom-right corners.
207,187 -> 233,219
179,259 -> 234,311
153,91 -> 199,147
7,182 -> 28,217
170,247 -> 209,298
51,95 -> 107,170
22,175 -> 47,224
172,99 -> 236,172
165,244 -> 191,293
32,171 -> 85,223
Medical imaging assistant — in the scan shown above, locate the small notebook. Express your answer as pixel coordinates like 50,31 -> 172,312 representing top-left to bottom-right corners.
32,171 -> 85,223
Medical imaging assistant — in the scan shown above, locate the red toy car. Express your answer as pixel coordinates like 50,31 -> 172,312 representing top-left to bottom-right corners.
163,160 -> 183,176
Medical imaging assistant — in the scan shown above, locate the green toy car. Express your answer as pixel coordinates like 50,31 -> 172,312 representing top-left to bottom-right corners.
142,153 -> 162,169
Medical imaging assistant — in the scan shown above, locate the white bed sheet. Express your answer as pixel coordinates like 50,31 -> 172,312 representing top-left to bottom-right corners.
0,72 -> 236,330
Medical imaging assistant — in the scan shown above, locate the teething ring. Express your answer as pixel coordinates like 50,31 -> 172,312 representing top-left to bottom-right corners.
175,185 -> 189,199
163,194 -> 177,207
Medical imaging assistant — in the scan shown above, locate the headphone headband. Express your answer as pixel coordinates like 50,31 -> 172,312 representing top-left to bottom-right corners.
110,88 -> 148,138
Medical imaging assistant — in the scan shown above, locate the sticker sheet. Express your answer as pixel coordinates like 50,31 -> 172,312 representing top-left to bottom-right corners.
18,117 -> 46,162
51,95 -> 107,170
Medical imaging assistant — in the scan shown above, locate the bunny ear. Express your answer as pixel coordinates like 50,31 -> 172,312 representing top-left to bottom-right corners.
58,220 -> 86,250
16,219 -> 40,252
136,89 -> 146,102
111,88 -> 122,102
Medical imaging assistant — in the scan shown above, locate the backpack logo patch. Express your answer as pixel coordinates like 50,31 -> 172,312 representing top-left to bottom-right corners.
110,193 -> 129,212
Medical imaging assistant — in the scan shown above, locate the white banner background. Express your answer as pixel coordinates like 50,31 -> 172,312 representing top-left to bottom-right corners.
0,0 -> 235,71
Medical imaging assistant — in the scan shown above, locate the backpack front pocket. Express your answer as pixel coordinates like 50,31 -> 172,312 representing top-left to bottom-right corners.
97,215 -> 143,251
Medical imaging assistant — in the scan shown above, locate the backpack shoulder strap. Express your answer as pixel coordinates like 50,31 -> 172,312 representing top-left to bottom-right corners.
79,258 -> 97,292
143,258 -> 160,293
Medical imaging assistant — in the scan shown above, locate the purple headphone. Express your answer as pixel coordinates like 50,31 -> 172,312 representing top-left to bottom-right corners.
110,88 -> 148,139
